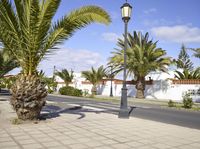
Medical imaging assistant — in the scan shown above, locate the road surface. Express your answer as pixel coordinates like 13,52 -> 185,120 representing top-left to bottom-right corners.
47,95 -> 200,130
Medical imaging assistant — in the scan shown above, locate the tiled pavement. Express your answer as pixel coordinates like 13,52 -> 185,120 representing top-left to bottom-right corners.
0,100 -> 200,149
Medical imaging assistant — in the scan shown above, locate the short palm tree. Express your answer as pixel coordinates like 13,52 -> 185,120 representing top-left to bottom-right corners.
55,69 -> 74,86
175,68 -> 200,79
82,66 -> 107,95
109,31 -> 171,99
42,76 -> 58,93
0,0 -> 111,120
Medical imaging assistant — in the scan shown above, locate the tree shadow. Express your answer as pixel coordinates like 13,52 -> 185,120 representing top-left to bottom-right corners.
145,80 -> 170,99
40,105 -> 84,120
40,104 -> 119,120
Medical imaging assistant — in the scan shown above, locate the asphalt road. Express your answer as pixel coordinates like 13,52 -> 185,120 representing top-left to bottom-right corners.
47,95 -> 200,130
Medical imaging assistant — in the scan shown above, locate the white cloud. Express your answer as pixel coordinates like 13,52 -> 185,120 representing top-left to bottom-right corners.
143,17 -> 184,27
39,48 -> 105,76
151,25 -> 200,43
102,32 -> 120,42
143,18 -> 174,27
144,8 -> 157,15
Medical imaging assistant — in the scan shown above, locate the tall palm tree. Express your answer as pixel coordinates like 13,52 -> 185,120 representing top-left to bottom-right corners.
109,31 -> 171,99
55,69 -> 74,86
82,66 -> 107,95
0,0 -> 111,120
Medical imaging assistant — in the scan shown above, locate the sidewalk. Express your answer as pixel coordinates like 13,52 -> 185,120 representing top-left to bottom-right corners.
0,98 -> 200,149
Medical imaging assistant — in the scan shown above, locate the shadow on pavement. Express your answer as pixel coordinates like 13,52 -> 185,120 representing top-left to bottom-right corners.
41,104 -> 135,121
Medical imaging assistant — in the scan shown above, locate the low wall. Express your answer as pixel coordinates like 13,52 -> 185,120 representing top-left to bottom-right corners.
57,80 -> 200,102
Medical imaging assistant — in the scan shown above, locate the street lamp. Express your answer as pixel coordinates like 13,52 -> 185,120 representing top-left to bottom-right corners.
110,65 -> 113,97
119,0 -> 132,118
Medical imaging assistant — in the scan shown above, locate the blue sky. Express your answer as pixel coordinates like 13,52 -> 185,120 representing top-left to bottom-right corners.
11,0 -> 200,76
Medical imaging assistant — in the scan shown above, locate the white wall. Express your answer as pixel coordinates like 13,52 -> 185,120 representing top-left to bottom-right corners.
77,80 -> 200,102
55,72 -> 200,102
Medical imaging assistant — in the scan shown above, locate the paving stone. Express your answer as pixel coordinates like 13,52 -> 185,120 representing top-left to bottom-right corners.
60,139 -> 78,145
48,145 -> 69,149
101,139 -> 117,145
0,133 -> 9,137
42,141 -> 62,147
125,141 -> 144,147
0,137 -> 13,142
110,143 -> 131,149
0,141 -> 18,147
94,146 -> 114,149
17,139 -> 37,145
1,146 -> 21,149
76,137 -> 91,143
68,143 -> 88,149
35,137 -> 54,142
13,135 -> 32,140
151,143 -> 172,149
22,143 -> 43,149
85,141 -> 104,147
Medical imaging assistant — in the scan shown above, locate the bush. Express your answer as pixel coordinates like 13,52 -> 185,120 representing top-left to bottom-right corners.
168,100 -> 175,107
48,89 -> 54,94
0,83 -> 6,89
182,93 -> 193,109
83,89 -> 89,96
59,86 -> 82,97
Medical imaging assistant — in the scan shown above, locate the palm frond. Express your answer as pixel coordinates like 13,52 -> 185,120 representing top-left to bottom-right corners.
109,31 -> 171,78
0,1 -> 111,76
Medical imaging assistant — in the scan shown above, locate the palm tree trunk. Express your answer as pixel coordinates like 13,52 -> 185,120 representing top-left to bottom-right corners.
91,85 -> 97,96
10,75 -> 47,120
135,77 -> 145,99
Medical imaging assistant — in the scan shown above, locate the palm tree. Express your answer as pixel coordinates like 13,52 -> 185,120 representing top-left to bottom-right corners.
109,31 -> 171,99
82,66 -> 107,95
0,49 -> 18,92
55,69 -> 74,86
42,76 -> 58,93
0,0 -> 111,120
0,49 -> 18,78
175,68 -> 200,79
191,48 -> 200,59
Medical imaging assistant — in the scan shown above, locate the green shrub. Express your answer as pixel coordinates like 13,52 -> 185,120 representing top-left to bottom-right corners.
59,86 -> 82,97
0,83 -> 6,88
48,89 -> 54,94
182,93 -> 193,109
168,100 -> 175,107
83,89 -> 89,96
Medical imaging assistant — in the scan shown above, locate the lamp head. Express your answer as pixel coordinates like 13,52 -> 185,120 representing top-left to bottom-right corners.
121,1 -> 132,22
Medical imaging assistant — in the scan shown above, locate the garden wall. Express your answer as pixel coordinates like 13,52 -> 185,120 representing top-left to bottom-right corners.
56,78 -> 200,102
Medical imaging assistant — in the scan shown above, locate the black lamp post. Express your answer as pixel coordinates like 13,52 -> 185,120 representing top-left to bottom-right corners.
53,65 -> 56,92
110,65 -> 113,97
118,0 -> 132,118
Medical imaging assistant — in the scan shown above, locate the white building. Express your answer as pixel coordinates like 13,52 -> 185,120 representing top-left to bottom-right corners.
55,71 -> 200,102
